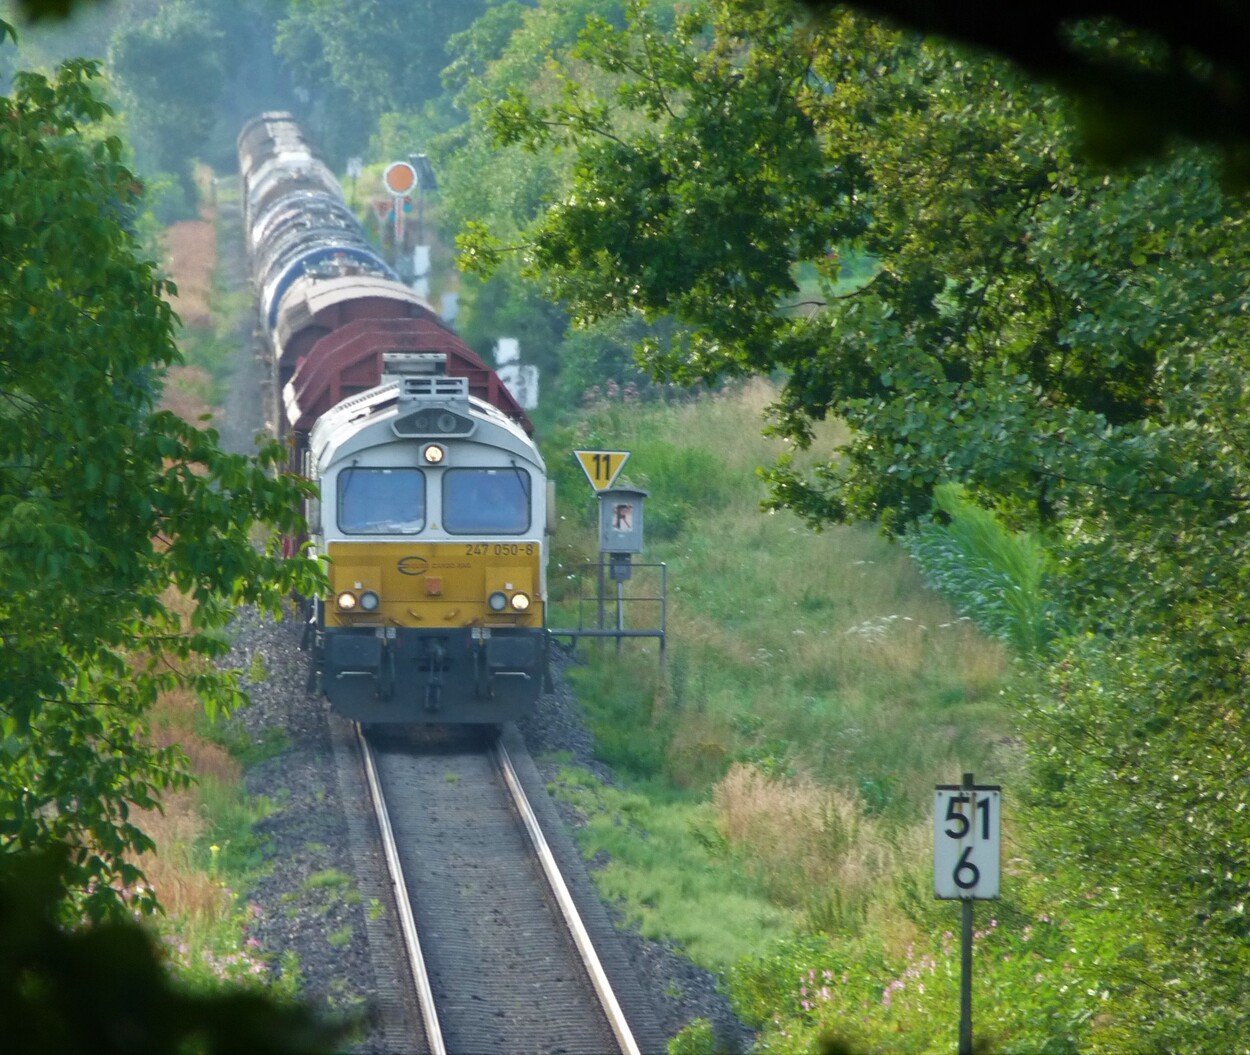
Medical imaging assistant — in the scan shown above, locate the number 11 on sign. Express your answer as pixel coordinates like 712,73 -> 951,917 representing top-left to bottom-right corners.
934,784 -> 1001,899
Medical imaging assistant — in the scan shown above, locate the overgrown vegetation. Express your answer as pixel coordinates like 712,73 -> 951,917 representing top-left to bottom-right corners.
8,0 -> 1250,1050
480,4 -> 1250,1050
0,25 -> 340,1050
540,385 -> 1032,1050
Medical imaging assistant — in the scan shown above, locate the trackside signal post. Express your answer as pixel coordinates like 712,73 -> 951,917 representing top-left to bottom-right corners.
935,773 -> 1001,1055
549,452 -> 667,669
382,160 -> 416,260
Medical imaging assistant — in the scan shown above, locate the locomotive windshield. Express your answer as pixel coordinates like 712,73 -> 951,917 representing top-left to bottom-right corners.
338,467 -> 425,534
443,468 -> 530,534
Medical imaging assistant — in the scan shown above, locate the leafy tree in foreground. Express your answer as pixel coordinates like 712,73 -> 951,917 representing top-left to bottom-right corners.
0,847 -> 344,1054
473,0 -> 1250,1047
0,26 -> 323,921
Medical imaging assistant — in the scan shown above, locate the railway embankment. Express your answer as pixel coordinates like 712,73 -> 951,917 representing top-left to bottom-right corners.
221,610 -> 752,1052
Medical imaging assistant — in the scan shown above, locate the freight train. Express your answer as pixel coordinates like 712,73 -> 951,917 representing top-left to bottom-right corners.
238,112 -> 548,724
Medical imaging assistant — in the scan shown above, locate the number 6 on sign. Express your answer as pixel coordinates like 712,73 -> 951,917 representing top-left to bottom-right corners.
934,784 -> 1001,899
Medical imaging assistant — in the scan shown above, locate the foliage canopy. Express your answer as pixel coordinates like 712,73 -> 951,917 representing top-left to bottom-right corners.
0,26 -> 323,920
469,0 -> 1250,1046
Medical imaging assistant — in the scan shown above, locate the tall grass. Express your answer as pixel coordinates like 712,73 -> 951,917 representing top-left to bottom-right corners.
549,382 -> 1011,813
712,763 -> 902,934
541,381 -> 1017,1008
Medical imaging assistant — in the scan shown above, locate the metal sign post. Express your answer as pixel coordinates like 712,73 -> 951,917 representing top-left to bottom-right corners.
934,772 -> 1001,1055
382,161 -> 417,267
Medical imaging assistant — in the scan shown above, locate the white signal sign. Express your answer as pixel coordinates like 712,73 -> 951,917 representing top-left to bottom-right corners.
574,450 -> 630,492
934,784 -> 1001,899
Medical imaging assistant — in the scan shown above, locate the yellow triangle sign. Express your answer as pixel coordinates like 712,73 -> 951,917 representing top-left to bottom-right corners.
574,450 -> 630,491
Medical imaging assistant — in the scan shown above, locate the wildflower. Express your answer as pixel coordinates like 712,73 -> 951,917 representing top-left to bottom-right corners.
881,979 -> 906,1008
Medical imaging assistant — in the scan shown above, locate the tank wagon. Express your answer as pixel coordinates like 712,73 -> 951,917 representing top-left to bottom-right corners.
238,112 -> 547,724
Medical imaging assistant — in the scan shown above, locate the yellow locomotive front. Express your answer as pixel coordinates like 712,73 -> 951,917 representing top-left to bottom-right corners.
306,355 -> 547,723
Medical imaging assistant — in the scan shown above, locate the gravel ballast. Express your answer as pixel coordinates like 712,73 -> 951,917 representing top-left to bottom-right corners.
212,185 -> 753,1053
223,616 -> 754,1053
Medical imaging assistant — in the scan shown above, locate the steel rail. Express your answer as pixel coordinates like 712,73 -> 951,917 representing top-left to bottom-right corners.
494,738 -> 642,1055
357,725 -> 446,1055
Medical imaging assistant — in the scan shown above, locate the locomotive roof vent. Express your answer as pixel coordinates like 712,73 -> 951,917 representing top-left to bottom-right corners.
387,353 -> 476,438
383,352 -> 447,378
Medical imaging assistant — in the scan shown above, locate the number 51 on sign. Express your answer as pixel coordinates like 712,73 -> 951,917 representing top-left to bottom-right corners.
934,784 -> 1001,899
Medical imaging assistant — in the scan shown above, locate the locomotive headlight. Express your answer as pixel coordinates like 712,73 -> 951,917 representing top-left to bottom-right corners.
360,590 -> 381,612
422,443 -> 445,464
488,591 -> 508,612
510,592 -> 531,612
336,591 -> 358,610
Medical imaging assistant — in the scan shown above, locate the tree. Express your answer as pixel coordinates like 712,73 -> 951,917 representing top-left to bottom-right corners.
273,0 -> 486,155
474,1 -> 1250,1045
0,847 -> 344,1054
13,0 -> 1250,169
800,0 -> 1250,175
108,1 -> 228,204
0,28 -> 323,921
438,0 -> 657,399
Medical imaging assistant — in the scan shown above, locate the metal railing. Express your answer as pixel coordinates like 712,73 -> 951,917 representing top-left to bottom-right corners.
547,560 -> 667,671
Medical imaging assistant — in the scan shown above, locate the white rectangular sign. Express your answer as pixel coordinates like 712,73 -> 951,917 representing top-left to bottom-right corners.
934,784 -> 1001,899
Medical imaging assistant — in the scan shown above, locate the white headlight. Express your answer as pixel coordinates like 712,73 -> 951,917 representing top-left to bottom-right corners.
336,591 -> 357,610
510,592 -> 530,612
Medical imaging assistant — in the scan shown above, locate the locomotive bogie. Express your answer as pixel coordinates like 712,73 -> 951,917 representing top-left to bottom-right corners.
319,624 -> 546,724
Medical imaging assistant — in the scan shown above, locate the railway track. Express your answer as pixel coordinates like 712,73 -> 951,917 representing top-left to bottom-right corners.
358,724 -> 647,1054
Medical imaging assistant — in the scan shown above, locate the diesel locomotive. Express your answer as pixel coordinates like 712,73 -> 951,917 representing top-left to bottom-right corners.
238,112 -> 548,724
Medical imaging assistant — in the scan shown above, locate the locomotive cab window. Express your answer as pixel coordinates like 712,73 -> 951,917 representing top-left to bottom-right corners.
337,467 -> 425,534
443,468 -> 530,534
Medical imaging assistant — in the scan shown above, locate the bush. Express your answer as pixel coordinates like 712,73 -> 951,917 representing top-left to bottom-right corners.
904,484 -> 1057,657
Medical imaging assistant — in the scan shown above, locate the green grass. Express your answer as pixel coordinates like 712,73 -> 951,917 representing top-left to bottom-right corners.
303,869 -> 354,892
541,380 -> 1017,989
550,767 -> 796,971
195,777 -> 276,875
547,382 -> 1011,811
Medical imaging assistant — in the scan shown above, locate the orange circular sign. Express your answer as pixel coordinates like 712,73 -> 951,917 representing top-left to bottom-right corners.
383,161 -> 417,195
